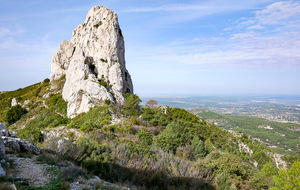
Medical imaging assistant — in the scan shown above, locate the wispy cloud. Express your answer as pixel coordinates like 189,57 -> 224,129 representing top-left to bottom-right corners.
0,7 -> 88,22
0,27 -> 25,39
119,1 -> 278,28
121,4 -> 213,13
146,1 -> 300,71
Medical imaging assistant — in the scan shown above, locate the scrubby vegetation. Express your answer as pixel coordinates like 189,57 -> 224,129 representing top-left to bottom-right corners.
0,81 -> 299,189
195,110 -> 300,154
5,105 -> 28,125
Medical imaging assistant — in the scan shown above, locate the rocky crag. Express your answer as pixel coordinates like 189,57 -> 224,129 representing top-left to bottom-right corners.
50,6 -> 133,118
0,122 -> 41,178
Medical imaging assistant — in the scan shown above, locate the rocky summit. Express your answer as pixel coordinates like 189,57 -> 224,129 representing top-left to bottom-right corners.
50,6 -> 133,118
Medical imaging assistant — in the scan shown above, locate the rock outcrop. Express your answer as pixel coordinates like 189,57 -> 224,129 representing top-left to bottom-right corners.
50,6 -> 134,118
0,123 -> 41,155
11,98 -> 19,107
0,123 -> 42,178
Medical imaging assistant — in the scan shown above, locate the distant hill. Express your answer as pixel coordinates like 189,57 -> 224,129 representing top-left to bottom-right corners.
192,109 -> 300,154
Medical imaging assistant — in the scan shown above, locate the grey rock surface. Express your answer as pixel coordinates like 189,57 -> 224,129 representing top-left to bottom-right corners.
50,6 -> 134,118
0,164 -> 6,177
11,98 -> 19,107
0,123 -> 41,155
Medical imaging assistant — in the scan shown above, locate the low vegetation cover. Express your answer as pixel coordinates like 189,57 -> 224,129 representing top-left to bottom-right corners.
4,105 -> 28,125
0,81 -> 299,189
195,110 -> 300,154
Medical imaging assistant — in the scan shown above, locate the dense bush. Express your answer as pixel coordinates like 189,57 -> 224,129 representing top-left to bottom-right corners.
137,129 -> 153,145
192,136 -> 206,158
43,78 -> 50,83
59,136 -> 115,179
17,109 -> 67,143
122,93 -> 141,116
270,160 -> 300,190
45,94 -> 68,116
154,122 -> 184,153
252,149 -> 272,167
201,151 -> 252,179
62,166 -> 87,182
68,106 -> 111,129
5,104 -> 27,125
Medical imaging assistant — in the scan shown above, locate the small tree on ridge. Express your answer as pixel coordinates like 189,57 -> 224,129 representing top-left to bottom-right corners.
145,99 -> 158,109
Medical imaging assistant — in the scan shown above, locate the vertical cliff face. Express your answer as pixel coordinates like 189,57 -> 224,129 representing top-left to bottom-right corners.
50,6 -> 133,118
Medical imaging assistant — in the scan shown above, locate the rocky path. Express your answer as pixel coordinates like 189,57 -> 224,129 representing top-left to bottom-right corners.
10,156 -> 131,190
11,156 -> 50,187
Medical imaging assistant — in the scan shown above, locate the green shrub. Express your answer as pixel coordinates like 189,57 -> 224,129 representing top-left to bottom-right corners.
252,149 -> 272,168
17,127 -> 43,143
36,152 -> 66,166
89,64 -> 95,71
249,170 -> 270,190
129,116 -> 138,124
59,181 -> 71,190
270,160 -> 300,190
45,94 -> 68,116
62,166 -> 86,182
123,93 -> 141,116
101,120 -> 110,125
94,21 -> 102,28
100,58 -> 107,63
98,80 -> 109,88
205,139 -> 214,153
124,140 -> 153,159
103,124 -> 117,133
261,161 -> 277,177
138,130 -> 153,145
154,123 -> 183,153
70,106 -> 111,129
17,109 -> 67,143
202,151 -> 251,178
43,78 -> 50,83
104,99 -> 110,105
192,136 -> 206,158
5,105 -> 27,125
77,138 -> 114,176
215,171 -> 232,190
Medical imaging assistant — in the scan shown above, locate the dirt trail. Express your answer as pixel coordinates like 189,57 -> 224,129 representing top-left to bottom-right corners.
11,156 -> 50,187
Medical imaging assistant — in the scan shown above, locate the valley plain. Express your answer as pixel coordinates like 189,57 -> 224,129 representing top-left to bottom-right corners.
142,95 -> 300,154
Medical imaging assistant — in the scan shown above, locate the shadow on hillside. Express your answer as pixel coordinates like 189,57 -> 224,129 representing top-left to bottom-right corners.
88,162 -> 215,190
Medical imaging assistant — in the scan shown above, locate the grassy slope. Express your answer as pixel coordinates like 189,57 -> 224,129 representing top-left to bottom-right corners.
1,82 -> 297,189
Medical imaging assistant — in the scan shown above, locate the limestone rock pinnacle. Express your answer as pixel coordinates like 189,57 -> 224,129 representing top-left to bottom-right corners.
50,6 -> 134,118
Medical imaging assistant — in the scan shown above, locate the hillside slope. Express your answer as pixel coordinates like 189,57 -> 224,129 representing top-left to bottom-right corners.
192,109 -> 300,154
1,5 -> 299,190
1,82 -> 299,189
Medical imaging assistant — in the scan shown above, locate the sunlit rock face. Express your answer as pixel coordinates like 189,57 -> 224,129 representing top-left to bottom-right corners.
50,6 -> 133,118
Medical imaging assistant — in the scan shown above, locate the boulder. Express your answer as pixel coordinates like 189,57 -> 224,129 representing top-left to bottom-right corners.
11,98 -> 19,107
0,123 -> 41,155
2,137 -> 41,155
0,137 -> 5,156
0,164 -> 5,177
50,6 -> 134,118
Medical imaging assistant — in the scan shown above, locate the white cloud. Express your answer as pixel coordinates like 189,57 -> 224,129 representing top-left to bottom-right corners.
255,1 -> 300,25
151,1 -> 300,70
119,1 -> 278,26
0,28 -> 11,39
121,4 -> 212,13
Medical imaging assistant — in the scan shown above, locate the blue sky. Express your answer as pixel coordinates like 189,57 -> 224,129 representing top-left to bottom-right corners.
0,0 -> 300,96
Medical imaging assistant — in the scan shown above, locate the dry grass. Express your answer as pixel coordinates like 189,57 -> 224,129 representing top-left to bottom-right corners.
0,183 -> 15,190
